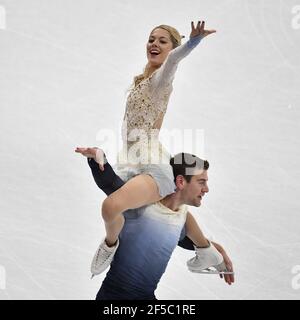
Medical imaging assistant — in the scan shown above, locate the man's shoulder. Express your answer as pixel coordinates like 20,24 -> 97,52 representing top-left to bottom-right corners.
147,201 -> 188,215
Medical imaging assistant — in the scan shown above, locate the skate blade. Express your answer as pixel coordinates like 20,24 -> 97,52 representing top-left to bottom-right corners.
189,267 -> 234,275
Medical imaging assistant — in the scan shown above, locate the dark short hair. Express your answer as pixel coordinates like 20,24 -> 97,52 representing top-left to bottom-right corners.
169,152 -> 209,183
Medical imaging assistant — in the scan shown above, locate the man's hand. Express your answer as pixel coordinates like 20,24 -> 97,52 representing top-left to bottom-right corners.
212,241 -> 235,285
75,147 -> 105,171
190,21 -> 216,39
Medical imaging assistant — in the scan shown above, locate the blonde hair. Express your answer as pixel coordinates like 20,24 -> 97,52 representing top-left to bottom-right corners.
132,25 -> 184,88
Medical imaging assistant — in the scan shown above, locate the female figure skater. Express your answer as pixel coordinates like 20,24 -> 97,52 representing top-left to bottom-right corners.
76,21 -> 218,275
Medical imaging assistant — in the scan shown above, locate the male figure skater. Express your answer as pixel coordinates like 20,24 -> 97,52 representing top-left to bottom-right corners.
76,148 -> 234,300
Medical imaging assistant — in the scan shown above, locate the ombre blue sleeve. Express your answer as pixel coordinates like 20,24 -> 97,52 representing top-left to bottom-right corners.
186,34 -> 203,49
151,34 -> 203,90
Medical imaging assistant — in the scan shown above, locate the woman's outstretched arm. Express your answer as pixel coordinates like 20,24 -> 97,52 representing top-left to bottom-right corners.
151,21 -> 216,89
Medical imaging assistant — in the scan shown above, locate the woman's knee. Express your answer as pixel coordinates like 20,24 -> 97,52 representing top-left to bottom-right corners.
101,196 -> 123,222
101,197 -> 113,222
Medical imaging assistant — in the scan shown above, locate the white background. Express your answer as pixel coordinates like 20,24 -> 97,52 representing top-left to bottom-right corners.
0,0 -> 300,299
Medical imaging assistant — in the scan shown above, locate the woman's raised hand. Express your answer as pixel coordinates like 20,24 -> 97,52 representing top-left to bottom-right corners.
190,21 -> 216,39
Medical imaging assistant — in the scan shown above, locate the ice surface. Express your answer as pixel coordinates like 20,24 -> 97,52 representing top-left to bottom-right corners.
0,0 -> 300,299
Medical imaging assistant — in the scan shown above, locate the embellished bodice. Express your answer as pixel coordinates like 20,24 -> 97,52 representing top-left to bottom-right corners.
117,34 -> 204,166
122,74 -> 172,143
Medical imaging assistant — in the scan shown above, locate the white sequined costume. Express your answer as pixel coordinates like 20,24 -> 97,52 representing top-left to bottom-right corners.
115,35 -> 203,197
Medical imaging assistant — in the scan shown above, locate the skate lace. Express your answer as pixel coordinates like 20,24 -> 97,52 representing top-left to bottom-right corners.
194,255 -> 204,263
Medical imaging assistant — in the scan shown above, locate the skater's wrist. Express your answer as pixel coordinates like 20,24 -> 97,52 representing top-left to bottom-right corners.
87,157 -> 99,168
211,241 -> 225,254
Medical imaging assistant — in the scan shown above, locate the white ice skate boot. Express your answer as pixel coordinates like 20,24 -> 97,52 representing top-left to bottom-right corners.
187,241 -> 233,275
90,239 -> 119,278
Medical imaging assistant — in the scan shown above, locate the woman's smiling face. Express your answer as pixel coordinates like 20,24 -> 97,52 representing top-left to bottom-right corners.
146,28 -> 174,68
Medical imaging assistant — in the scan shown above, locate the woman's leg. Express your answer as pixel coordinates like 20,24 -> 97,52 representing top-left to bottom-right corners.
185,212 -> 227,273
102,174 -> 163,246
76,147 -> 163,245
185,212 -> 210,248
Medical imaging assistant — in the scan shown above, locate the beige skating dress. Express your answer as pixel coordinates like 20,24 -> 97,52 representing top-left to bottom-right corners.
115,35 -> 203,197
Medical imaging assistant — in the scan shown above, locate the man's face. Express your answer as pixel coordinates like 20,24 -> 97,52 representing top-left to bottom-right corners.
181,169 -> 209,207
